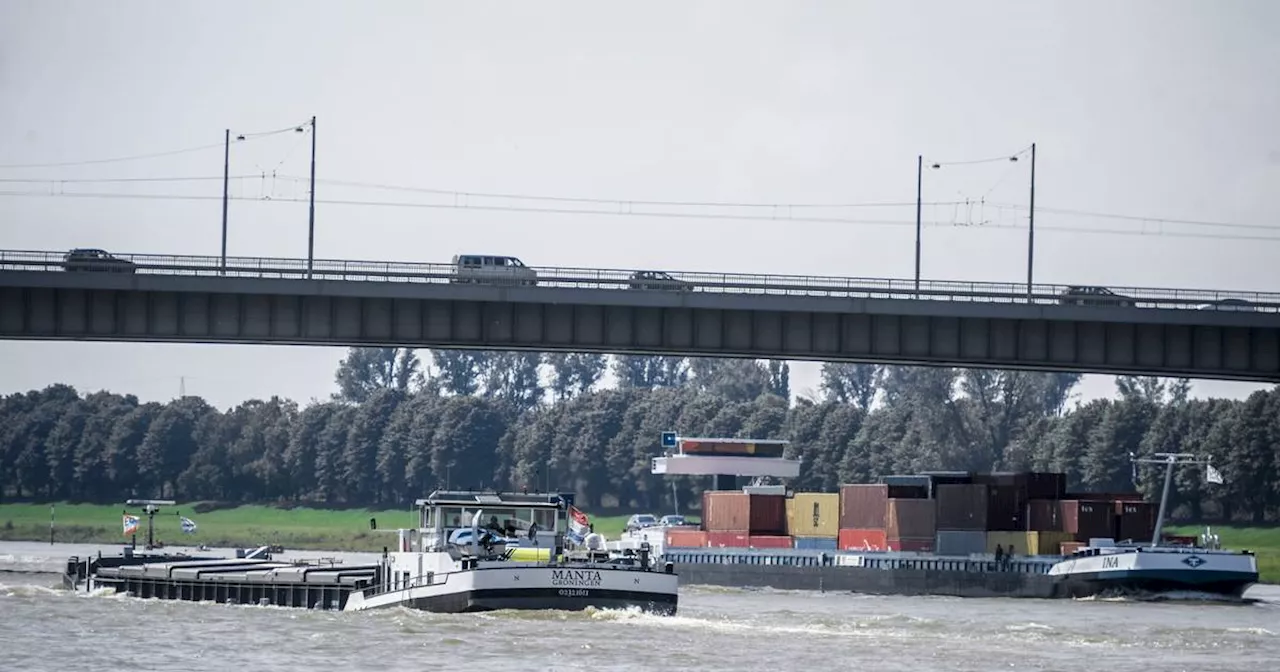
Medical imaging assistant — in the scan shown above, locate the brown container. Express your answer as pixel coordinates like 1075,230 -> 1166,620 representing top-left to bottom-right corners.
1027,499 -> 1064,532
1059,541 -> 1087,555
1115,501 -> 1156,542
664,528 -> 708,548
935,484 -> 988,531
1059,500 -> 1114,540
986,484 -> 1027,531
840,484 -> 888,529
886,498 -> 936,539
701,491 -> 787,535
1025,473 -> 1067,500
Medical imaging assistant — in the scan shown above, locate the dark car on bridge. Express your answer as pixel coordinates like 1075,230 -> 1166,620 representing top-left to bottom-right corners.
628,270 -> 693,292
61,248 -> 137,274
1058,285 -> 1134,308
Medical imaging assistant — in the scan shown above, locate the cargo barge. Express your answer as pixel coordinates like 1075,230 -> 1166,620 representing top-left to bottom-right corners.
66,491 -> 679,614
649,454 -> 1259,600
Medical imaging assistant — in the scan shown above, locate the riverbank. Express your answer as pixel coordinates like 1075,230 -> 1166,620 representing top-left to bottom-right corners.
0,502 -> 634,552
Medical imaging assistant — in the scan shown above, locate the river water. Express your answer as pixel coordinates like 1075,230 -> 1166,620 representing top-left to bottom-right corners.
2,540 -> 1277,671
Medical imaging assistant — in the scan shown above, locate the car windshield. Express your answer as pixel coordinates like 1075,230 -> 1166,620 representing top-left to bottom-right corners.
635,515 -> 657,524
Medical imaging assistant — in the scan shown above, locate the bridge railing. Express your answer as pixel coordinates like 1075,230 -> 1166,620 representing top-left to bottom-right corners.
2,249 -> 1278,312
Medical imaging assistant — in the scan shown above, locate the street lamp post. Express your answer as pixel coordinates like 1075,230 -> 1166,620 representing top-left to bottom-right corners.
220,129 -> 230,275
1026,142 -> 1037,300
914,154 -> 923,296
306,115 -> 316,279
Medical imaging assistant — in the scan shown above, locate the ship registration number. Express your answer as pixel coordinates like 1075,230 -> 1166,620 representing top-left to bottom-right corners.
558,588 -> 591,597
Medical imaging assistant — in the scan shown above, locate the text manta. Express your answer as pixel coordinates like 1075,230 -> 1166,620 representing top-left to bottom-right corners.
550,569 -> 603,587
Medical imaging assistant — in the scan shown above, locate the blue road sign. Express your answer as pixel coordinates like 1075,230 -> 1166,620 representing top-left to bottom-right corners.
661,432 -> 677,448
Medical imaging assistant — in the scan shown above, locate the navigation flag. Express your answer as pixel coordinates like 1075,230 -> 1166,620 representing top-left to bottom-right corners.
123,514 -> 140,537
1206,465 -> 1225,485
180,516 -> 198,535
567,505 -> 590,544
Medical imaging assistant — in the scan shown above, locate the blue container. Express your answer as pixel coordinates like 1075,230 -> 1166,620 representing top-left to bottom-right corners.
792,536 -> 838,551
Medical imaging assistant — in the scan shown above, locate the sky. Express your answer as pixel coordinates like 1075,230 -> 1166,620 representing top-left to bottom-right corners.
1,0 -> 1278,410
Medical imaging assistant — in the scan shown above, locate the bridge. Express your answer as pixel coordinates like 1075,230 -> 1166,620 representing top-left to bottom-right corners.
1,249 -> 1278,382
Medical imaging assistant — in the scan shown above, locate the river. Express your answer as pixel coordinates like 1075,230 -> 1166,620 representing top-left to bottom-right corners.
2,540 -> 1277,671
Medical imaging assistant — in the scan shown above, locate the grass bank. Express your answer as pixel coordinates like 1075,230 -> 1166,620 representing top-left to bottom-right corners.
1167,525 -> 1280,584
0,503 -> 635,552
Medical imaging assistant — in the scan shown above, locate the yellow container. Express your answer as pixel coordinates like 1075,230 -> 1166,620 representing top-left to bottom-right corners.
786,493 -> 840,538
985,531 -> 1028,556
1026,531 -> 1076,556
507,547 -> 552,562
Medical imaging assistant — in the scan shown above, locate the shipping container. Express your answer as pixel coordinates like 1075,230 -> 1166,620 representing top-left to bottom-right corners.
793,536 -> 839,551
920,471 -> 975,487
935,484 -> 988,530
837,528 -> 888,551
1025,472 -> 1067,500
1115,501 -> 1156,542
1059,541 -> 1086,555
664,528 -> 707,548
747,535 -> 793,549
839,484 -> 888,529
706,531 -> 750,547
1026,531 -> 1076,555
887,537 -> 934,553
1059,500 -> 1114,540
1027,499 -> 1064,532
986,531 -> 1028,556
935,529 -> 987,556
680,439 -> 787,458
786,492 -> 841,537
702,491 -> 788,534
1066,491 -> 1144,502
886,498 -> 937,539
986,484 -> 1028,531
973,472 -> 1028,488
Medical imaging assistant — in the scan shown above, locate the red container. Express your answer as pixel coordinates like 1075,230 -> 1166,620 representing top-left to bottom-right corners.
706,531 -> 750,547
664,528 -> 707,548
886,498 -> 936,539
839,484 -> 888,529
935,484 -> 988,531
837,528 -> 888,551
1115,501 -> 1156,542
887,537 -> 934,553
747,535 -> 793,549
1060,500 -> 1114,539
1059,541 -> 1086,555
1027,499 -> 1064,531
702,492 -> 787,534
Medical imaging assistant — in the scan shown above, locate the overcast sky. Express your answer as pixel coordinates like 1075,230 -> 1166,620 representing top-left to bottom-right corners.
1,0 -> 1278,410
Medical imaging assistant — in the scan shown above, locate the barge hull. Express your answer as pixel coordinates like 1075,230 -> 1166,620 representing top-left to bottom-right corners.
674,562 -> 1059,598
403,588 -> 678,615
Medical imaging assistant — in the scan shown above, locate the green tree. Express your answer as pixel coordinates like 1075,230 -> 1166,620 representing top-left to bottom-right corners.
333,348 -> 421,403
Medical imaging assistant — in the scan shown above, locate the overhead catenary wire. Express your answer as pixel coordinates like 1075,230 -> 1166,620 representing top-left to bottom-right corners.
0,120 -> 311,170
1,188 -> 1277,243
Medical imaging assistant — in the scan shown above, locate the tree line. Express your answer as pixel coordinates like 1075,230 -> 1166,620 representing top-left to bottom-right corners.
1,349 -> 1277,523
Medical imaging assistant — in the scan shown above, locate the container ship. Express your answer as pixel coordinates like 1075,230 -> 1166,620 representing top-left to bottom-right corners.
649,455 -> 1258,600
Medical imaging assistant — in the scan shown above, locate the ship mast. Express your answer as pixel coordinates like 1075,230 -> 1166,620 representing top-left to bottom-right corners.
1130,453 -> 1215,548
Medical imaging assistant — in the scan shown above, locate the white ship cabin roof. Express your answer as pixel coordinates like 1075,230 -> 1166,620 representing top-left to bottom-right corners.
414,490 -> 566,536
